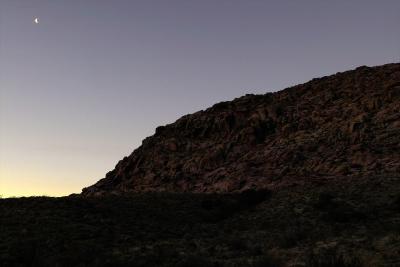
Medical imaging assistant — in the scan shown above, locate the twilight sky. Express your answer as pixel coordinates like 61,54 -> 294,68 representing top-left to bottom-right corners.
0,0 -> 399,197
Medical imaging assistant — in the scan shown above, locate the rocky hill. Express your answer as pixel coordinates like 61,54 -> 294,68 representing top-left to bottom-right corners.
82,63 -> 400,196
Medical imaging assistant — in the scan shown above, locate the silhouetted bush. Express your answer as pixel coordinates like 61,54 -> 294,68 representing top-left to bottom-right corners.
237,189 -> 271,207
230,254 -> 282,267
200,197 -> 240,223
393,193 -> 400,211
315,192 -> 367,223
251,254 -> 282,267
201,198 -> 223,210
315,192 -> 336,209
277,226 -> 307,248
175,255 -> 217,267
227,237 -> 248,251
306,249 -> 363,267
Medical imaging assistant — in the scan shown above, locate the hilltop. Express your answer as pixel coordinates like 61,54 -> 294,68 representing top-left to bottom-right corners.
82,63 -> 400,195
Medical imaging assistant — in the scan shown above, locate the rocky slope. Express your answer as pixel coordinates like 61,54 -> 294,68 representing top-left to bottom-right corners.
82,63 -> 400,196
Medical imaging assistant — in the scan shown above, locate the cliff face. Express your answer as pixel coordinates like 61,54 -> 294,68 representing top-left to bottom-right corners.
82,63 -> 400,196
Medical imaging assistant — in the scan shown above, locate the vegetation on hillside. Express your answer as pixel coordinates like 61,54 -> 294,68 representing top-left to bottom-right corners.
1,175 -> 399,266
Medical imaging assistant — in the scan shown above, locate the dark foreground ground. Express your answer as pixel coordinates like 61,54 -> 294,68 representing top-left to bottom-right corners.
1,175 -> 400,267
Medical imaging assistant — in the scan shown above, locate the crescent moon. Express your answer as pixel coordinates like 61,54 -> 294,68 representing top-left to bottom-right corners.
34,18 -> 39,24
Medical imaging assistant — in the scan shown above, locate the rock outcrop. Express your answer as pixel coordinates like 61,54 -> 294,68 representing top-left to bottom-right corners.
82,63 -> 400,196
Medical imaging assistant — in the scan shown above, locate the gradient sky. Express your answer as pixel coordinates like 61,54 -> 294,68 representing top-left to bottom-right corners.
0,0 -> 399,197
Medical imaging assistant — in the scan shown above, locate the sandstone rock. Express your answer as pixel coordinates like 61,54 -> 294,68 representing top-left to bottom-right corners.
82,63 -> 400,195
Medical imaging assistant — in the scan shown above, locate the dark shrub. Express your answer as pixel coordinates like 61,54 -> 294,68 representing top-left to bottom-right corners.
315,192 -> 336,209
230,254 -> 282,267
277,226 -> 307,248
201,198 -> 223,210
175,255 -> 217,267
238,189 -> 271,207
306,249 -> 363,267
392,193 -> 400,211
251,254 -> 282,267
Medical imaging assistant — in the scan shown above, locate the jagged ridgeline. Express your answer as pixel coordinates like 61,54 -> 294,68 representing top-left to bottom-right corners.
82,63 -> 400,196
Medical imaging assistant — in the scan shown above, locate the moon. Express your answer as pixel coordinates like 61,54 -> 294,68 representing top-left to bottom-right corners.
34,17 -> 39,24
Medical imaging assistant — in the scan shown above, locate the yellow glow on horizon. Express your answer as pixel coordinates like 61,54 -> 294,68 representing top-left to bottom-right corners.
0,168 -> 83,198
